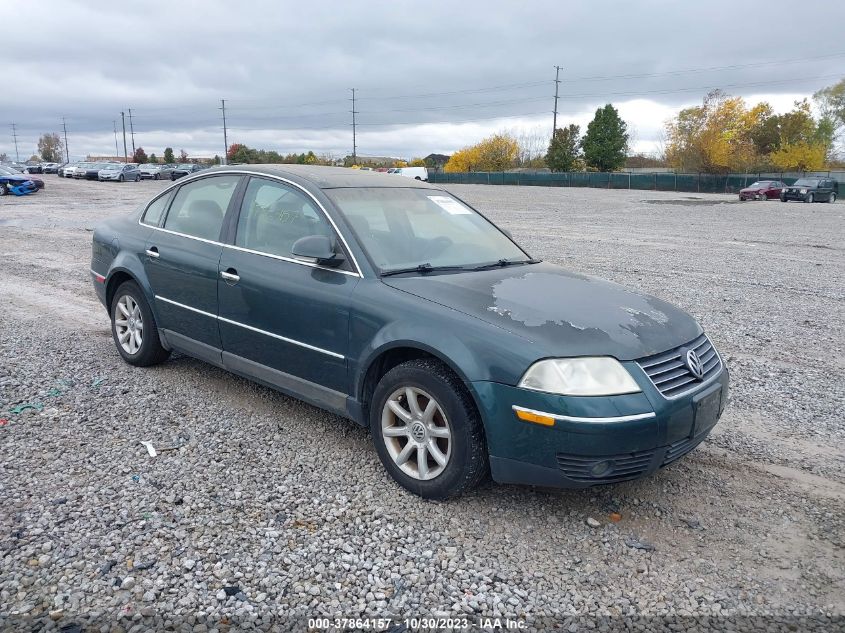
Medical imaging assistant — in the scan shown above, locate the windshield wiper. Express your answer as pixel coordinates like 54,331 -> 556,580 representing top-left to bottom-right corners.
380,263 -> 468,277
471,258 -> 541,271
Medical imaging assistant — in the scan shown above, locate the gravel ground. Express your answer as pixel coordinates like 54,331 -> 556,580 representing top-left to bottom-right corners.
1,176 -> 843,631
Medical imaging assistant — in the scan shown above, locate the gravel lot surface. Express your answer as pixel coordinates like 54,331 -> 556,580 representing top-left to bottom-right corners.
1,176 -> 843,630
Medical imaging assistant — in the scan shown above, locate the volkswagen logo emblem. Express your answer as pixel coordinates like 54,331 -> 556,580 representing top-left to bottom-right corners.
685,349 -> 705,380
411,422 -> 427,442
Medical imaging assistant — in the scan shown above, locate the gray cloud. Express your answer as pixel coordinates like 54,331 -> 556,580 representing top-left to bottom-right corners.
3,0 -> 843,160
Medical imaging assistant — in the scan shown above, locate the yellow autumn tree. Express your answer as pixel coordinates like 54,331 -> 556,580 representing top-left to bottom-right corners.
770,142 -> 827,171
444,133 -> 519,172
410,158 -> 426,167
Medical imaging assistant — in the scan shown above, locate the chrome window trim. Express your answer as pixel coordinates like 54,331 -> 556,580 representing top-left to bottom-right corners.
511,405 -> 655,424
154,295 -> 345,360
137,169 -> 364,277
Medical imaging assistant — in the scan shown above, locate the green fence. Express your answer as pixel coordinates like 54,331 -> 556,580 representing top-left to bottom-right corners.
428,171 -> 833,193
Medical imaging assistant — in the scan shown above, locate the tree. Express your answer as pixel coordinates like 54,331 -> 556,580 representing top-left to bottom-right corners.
133,147 -> 148,164
178,149 -> 189,162
814,78 -> 845,142
0,152 -> 8,162
410,158 -> 426,167
37,133 -> 64,162
148,153 -> 158,163
444,133 -> 519,172
545,124 -> 581,172
163,147 -> 175,163
581,104 -> 629,171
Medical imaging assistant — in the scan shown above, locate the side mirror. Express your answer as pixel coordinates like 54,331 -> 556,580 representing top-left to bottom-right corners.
291,235 -> 345,267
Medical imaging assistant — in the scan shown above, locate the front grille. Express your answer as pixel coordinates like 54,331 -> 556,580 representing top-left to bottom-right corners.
637,334 -> 721,398
556,449 -> 655,483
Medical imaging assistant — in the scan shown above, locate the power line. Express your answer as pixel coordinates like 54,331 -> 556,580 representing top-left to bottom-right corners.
220,99 -> 228,164
10,123 -> 20,161
62,117 -> 69,162
128,108 -> 136,156
552,65 -> 562,137
120,112 -> 128,162
350,88 -> 358,163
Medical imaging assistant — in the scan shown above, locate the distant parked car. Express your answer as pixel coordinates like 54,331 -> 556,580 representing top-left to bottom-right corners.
391,166 -> 429,181
170,163 -> 205,180
0,164 -> 45,189
59,163 -> 78,178
99,163 -> 141,182
738,180 -> 785,201
81,162 -> 115,180
42,162 -> 60,174
72,162 -> 93,178
139,164 -> 164,180
780,178 -> 838,203
23,161 -> 43,174
156,164 -> 178,179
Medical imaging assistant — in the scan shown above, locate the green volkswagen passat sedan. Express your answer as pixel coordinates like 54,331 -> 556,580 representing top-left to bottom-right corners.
90,165 -> 728,499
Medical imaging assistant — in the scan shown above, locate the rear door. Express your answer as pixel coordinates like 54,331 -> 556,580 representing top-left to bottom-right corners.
143,174 -> 243,361
217,176 -> 359,399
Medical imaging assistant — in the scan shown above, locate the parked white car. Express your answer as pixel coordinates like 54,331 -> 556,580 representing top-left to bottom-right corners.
139,164 -> 163,180
59,163 -> 78,178
391,166 -> 428,181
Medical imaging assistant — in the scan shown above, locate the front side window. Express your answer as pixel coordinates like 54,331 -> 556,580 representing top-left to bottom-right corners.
163,175 -> 240,240
235,177 -> 332,258
326,188 -> 528,272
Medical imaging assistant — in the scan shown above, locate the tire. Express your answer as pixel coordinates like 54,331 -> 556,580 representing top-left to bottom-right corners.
781,197 -> 787,202
118,174 -> 124,182
154,173 -> 160,180
110,281 -> 170,367
370,358 -> 488,499
135,175 -> 140,182
829,193 -> 836,204
0,184 -> 7,196
806,193 -> 814,203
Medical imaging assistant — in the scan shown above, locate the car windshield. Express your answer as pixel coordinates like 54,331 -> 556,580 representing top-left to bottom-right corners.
326,187 -> 529,273
102,164 -> 120,170
95,163 -> 114,169
792,179 -> 820,187
749,182 -> 770,188
177,163 -> 193,169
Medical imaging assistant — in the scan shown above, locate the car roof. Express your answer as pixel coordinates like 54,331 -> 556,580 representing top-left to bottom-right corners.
210,164 -> 436,189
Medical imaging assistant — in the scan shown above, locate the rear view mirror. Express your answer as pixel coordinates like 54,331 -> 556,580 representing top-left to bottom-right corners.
291,235 -> 345,267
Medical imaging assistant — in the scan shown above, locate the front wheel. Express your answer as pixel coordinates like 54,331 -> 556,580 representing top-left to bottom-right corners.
135,175 -> 140,182
118,174 -> 124,182
370,358 -> 488,499
154,173 -> 160,180
829,193 -> 836,203
806,193 -> 814,203
110,281 -> 170,367
0,184 -> 7,196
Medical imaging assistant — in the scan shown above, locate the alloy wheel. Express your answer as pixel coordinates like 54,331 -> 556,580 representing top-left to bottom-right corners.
381,386 -> 452,480
114,294 -> 143,354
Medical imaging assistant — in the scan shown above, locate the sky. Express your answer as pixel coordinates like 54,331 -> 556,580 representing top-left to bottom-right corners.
2,0 -> 844,162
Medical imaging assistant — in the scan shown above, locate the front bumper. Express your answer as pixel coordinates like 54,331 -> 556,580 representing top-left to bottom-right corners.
98,173 -> 121,181
781,191 -> 811,201
472,361 -> 729,488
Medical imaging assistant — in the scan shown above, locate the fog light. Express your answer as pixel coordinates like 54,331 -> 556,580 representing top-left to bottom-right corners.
590,460 -> 614,477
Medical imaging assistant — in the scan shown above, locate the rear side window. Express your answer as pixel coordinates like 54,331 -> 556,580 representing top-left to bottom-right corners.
235,177 -> 332,258
163,175 -> 241,241
141,191 -> 173,226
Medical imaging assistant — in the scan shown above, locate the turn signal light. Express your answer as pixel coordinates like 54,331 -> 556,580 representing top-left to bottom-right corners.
514,408 -> 555,427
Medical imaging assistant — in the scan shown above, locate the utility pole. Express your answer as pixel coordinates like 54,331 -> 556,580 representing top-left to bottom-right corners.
62,117 -> 70,162
552,65 -> 562,138
128,108 -> 136,156
350,88 -> 358,164
120,112 -> 128,162
11,123 -> 20,161
220,99 -> 228,165
113,121 -> 119,157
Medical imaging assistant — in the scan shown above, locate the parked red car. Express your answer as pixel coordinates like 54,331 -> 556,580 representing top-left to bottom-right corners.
738,180 -> 785,201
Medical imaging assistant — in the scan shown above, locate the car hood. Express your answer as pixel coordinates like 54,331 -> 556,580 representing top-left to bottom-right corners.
740,186 -> 764,192
381,262 -> 702,361
1,175 -> 31,183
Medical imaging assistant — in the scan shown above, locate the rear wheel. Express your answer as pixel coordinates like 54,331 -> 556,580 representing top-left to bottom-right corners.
154,173 -> 159,180
110,281 -> 170,367
135,174 -> 140,182
370,358 -> 488,499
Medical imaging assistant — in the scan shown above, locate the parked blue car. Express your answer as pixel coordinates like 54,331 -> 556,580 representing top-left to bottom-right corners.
90,166 -> 728,498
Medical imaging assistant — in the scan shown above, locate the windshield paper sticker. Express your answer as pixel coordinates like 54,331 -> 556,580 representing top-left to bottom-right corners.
427,195 -> 472,215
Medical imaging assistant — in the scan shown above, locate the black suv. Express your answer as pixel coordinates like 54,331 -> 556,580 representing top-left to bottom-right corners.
780,178 -> 838,203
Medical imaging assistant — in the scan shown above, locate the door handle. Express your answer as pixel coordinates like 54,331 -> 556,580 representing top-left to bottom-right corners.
220,269 -> 240,283
145,246 -> 159,259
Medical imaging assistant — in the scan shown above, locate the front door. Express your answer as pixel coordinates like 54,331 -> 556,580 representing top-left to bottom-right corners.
143,174 -> 242,358
217,176 -> 359,398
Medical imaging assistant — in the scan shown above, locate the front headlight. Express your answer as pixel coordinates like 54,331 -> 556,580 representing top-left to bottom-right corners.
800,188 -> 807,194
518,357 -> 641,396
